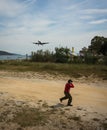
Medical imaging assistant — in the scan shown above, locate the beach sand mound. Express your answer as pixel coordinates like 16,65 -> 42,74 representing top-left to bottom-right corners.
0,71 -> 107,130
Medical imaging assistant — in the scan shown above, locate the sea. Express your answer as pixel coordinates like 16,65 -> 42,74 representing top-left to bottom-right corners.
0,55 -> 27,60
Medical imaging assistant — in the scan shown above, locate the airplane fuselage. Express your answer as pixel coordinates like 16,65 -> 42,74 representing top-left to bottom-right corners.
33,40 -> 49,45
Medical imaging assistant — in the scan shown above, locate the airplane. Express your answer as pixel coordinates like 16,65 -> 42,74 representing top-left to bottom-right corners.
33,40 -> 49,45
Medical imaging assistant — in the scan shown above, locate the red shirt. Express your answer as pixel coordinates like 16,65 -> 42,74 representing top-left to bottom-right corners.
64,83 -> 74,93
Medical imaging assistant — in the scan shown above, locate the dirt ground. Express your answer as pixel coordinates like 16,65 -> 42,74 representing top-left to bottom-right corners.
0,70 -> 107,130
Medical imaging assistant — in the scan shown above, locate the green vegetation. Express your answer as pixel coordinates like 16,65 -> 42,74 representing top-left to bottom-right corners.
0,36 -> 107,78
89,36 -> 107,56
30,36 -> 107,64
31,47 -> 107,65
0,60 -> 107,79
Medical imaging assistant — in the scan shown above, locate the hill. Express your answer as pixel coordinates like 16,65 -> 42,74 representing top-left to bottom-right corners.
0,50 -> 16,55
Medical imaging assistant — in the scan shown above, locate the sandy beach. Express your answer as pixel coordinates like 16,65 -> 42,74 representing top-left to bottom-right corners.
0,70 -> 107,130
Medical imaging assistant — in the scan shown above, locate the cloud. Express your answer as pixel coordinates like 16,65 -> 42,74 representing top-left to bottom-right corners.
0,14 -> 56,37
0,0 -> 22,17
80,15 -> 93,20
82,9 -> 107,14
80,8 -> 107,25
89,19 -> 107,24
0,0 -> 107,54
65,0 -> 89,10
0,0 -> 37,17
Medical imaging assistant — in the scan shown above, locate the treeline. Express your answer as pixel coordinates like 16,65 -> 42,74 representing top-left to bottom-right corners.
31,47 -> 72,63
30,36 -> 107,65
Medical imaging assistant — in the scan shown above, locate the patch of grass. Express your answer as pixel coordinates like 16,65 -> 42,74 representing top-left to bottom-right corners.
0,110 -> 11,122
13,107 -> 48,127
42,101 -> 49,108
92,118 -> 100,121
59,110 -> 65,115
68,114 -> 81,121
0,60 -> 107,78
102,123 -> 107,129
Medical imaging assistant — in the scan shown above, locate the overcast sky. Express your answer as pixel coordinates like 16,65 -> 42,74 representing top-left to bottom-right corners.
0,0 -> 107,55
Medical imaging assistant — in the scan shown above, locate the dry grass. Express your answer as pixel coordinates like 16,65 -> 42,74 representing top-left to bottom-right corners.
12,107 -> 48,127
0,60 -> 107,78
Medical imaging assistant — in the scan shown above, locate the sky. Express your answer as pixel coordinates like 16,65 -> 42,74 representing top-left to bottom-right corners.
0,0 -> 107,55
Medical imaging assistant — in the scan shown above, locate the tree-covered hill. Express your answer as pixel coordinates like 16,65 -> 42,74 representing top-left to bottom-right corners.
0,51 -> 16,55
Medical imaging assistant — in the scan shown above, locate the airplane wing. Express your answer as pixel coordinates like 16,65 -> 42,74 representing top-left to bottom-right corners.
33,42 -> 39,45
42,42 -> 49,44
33,42 -> 37,44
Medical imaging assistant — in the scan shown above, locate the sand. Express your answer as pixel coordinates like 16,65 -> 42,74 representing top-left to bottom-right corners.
0,70 -> 107,130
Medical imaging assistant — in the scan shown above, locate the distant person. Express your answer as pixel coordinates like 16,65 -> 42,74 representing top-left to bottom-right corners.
60,79 -> 74,106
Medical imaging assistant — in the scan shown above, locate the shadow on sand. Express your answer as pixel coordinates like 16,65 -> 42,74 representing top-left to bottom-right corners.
50,103 -> 65,108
